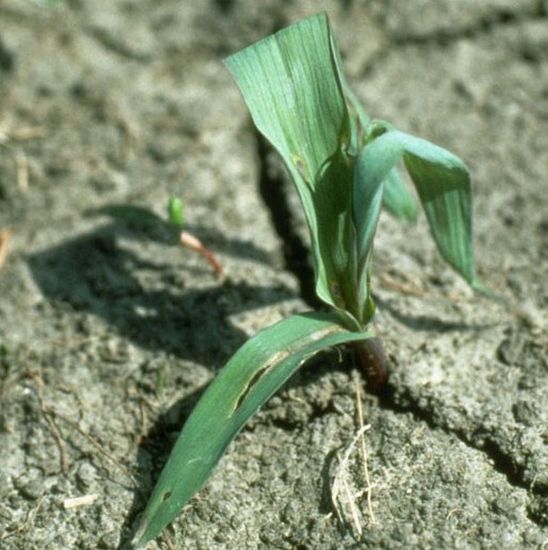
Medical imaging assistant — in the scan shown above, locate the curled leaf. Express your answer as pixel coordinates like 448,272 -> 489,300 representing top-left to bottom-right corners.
353,129 -> 482,293
382,167 -> 418,222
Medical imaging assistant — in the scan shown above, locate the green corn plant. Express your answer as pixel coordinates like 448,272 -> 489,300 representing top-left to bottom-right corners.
133,12 -> 488,548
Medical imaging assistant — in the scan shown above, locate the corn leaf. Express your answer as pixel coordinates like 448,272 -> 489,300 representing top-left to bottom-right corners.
353,129 -> 479,291
133,312 -> 371,548
225,13 -> 347,190
401,139 -> 474,284
333,45 -> 417,225
382,167 -> 418,222
353,133 -> 402,276
225,13 -> 355,312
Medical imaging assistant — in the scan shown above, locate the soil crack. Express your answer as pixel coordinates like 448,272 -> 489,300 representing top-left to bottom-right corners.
359,5 -> 547,78
255,135 -> 544,527
377,385 -> 546,501
382,5 -> 546,47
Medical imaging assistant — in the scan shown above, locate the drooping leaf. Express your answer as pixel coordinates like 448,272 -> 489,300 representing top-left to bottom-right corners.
333,45 -> 418,227
133,312 -> 372,548
401,139 -> 474,284
353,128 -> 480,292
225,12 -> 356,313
382,167 -> 418,222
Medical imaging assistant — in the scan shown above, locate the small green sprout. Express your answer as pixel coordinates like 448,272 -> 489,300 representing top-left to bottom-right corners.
167,196 -> 184,227
167,196 -> 224,278
95,197 -> 224,278
134,13 -> 489,547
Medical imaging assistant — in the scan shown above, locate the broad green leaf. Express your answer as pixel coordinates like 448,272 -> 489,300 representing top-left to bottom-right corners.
225,12 -> 355,313
382,167 -> 418,222
133,312 -> 372,548
225,13 -> 348,189
402,140 -> 474,284
353,129 -> 478,290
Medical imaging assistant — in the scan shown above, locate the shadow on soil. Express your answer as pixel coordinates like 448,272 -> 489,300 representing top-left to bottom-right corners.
27,219 -> 298,547
27,221 -> 292,368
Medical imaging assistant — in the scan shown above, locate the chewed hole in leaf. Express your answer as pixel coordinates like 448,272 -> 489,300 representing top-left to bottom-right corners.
232,350 -> 290,414
234,367 -> 268,412
161,491 -> 172,502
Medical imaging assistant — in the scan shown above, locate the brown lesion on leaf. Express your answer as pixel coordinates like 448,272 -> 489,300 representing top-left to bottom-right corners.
293,154 -> 309,181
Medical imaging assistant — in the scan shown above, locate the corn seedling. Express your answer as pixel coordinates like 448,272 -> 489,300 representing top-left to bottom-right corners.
133,13 -> 488,547
96,197 -> 224,278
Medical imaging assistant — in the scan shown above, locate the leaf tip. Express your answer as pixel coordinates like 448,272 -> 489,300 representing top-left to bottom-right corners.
471,279 -> 505,303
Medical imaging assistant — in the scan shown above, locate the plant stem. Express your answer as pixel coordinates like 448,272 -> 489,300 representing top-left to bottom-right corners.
179,231 -> 224,279
355,337 -> 389,393
0,228 -> 11,271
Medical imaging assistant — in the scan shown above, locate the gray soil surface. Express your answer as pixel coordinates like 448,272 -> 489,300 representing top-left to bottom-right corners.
0,1 -> 547,549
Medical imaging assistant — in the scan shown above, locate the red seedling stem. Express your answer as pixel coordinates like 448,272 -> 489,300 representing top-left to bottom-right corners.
179,231 -> 224,279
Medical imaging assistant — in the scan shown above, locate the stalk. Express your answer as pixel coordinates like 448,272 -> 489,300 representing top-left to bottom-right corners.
355,337 -> 389,393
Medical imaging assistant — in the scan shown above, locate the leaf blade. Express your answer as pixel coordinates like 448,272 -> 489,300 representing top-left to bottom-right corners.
401,138 -> 474,283
353,132 -> 404,272
134,311 -> 371,548
225,13 -> 355,312
382,167 -> 418,222
353,129 -> 479,290
225,12 -> 348,188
